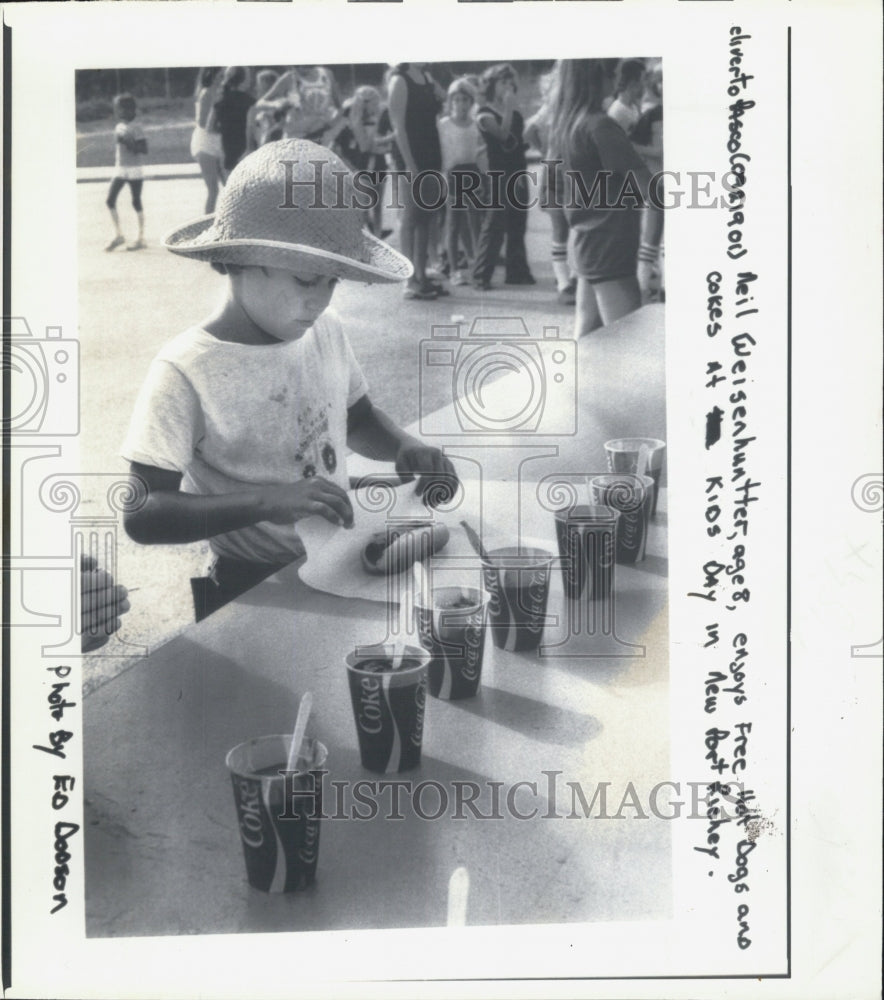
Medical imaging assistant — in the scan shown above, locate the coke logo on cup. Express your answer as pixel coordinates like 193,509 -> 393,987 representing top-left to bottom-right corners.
599,529 -> 616,569
237,778 -> 265,848
411,678 -> 427,747
620,513 -> 640,549
527,568 -> 547,608
297,818 -> 319,865
484,570 -> 502,618
357,675 -> 384,735
462,624 -> 482,680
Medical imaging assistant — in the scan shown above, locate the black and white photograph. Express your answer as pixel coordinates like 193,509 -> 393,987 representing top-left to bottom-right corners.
74,53 -> 671,941
1,1 -> 881,997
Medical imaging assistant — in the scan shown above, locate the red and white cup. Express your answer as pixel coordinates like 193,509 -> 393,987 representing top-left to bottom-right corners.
226,734 -> 327,893
345,644 -> 430,773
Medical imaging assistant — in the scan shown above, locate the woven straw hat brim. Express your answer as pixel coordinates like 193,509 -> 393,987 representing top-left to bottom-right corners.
163,215 -> 413,284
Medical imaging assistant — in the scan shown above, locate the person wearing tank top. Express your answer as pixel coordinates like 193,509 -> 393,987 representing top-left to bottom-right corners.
387,63 -> 446,299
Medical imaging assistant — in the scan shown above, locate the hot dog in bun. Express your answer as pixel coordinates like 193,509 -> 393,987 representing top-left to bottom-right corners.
361,521 -> 450,576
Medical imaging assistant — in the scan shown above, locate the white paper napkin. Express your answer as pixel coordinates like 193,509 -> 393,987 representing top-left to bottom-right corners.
297,482 -> 481,603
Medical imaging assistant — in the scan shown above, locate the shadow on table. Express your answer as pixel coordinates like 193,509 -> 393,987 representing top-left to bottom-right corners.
446,684 -> 603,746
241,747 -> 510,935
631,553 -> 668,579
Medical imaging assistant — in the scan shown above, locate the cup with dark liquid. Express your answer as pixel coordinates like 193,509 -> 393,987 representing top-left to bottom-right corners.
589,474 -> 654,564
226,734 -> 327,893
603,438 -> 666,516
415,587 -> 489,700
345,643 -> 430,773
554,504 -> 619,601
482,547 -> 554,652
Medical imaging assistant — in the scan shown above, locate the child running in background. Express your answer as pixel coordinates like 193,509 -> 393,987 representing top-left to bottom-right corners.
122,139 -> 458,621
437,78 -> 484,286
548,59 -> 651,335
105,93 -> 148,252
524,66 -> 576,304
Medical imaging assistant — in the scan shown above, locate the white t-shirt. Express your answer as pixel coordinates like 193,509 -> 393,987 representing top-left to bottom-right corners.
606,98 -> 640,136
114,121 -> 146,180
437,116 -> 483,172
122,310 -> 368,564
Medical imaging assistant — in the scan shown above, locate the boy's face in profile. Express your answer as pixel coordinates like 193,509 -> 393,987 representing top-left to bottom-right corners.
234,265 -> 339,343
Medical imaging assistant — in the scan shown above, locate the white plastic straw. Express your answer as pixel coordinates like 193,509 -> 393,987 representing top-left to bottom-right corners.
286,691 -> 313,772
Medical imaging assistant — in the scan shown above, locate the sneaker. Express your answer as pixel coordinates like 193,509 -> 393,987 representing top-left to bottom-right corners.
473,278 -> 493,291
505,272 -> 537,286
452,270 -> 470,287
104,235 -> 125,252
126,239 -> 147,251
403,280 -> 438,301
427,280 -> 450,297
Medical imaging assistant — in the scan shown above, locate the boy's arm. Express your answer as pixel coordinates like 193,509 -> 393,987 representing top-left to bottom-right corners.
346,396 -> 458,497
123,461 -> 353,545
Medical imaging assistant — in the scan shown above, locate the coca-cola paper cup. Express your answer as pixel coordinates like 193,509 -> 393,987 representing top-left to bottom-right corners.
589,474 -> 654,564
345,644 -> 430,773
415,587 -> 489,700
482,547 -> 554,652
603,437 -> 666,516
554,504 -> 619,601
226,734 -> 327,893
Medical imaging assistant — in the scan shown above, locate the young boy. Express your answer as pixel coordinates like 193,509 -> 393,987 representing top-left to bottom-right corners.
122,139 -> 457,621
105,93 -> 148,252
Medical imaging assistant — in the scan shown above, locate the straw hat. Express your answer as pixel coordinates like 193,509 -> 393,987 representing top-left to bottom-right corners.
163,139 -> 412,283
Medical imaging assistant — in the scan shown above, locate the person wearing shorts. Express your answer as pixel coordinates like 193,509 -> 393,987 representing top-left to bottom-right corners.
190,67 -> 225,213
549,60 -> 651,336
105,93 -> 147,252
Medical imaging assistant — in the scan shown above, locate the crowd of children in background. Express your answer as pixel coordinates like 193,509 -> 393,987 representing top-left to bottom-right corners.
105,58 -> 664,328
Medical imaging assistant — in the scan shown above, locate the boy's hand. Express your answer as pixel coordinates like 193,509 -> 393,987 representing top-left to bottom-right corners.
395,445 -> 459,506
81,555 -> 131,653
262,477 -> 354,529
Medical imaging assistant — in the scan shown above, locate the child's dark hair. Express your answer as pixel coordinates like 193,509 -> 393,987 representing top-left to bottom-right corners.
221,66 -> 247,95
480,63 -> 518,103
615,59 -> 646,95
197,67 -> 220,92
113,92 -> 137,117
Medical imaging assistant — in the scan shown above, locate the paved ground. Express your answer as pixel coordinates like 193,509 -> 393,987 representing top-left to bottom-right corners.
78,170 -> 583,689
